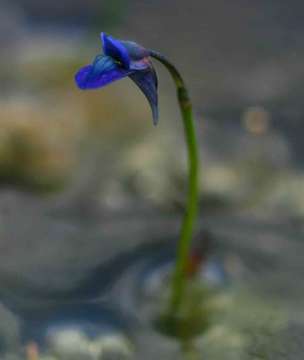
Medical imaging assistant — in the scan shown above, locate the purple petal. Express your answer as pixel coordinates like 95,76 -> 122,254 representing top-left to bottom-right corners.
101,33 -> 131,69
75,55 -> 132,90
101,33 -> 151,71
129,68 -> 159,125
121,41 -> 150,70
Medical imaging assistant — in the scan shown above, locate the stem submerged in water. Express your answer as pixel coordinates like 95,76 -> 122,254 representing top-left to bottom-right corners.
150,51 -> 200,315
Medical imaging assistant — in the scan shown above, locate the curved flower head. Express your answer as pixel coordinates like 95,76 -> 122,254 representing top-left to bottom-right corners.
75,33 -> 158,124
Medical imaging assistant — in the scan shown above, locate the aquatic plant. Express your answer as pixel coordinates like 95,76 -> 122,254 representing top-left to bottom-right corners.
75,33 -> 199,317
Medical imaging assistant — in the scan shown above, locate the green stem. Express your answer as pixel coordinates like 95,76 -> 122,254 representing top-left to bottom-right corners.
150,51 -> 200,314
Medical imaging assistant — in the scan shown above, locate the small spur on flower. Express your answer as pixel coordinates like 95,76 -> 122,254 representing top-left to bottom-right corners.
75,33 -> 159,124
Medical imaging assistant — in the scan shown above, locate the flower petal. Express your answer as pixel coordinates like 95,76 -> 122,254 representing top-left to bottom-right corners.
129,68 -> 159,125
120,41 -> 150,71
121,41 -> 149,61
75,55 -> 132,90
101,33 -> 131,69
101,33 -> 151,71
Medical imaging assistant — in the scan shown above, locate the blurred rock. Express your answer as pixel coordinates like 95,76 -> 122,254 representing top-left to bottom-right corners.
0,96 -> 86,190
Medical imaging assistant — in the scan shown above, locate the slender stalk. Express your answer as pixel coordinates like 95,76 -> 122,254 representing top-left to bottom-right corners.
149,50 -> 200,314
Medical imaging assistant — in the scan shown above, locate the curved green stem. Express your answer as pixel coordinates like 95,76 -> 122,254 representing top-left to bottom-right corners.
150,51 -> 200,314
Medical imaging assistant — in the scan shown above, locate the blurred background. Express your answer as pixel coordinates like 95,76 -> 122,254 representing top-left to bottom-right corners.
1,0 -> 304,213
0,0 -> 304,359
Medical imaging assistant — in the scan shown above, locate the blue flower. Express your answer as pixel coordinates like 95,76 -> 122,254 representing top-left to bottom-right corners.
75,33 -> 159,124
